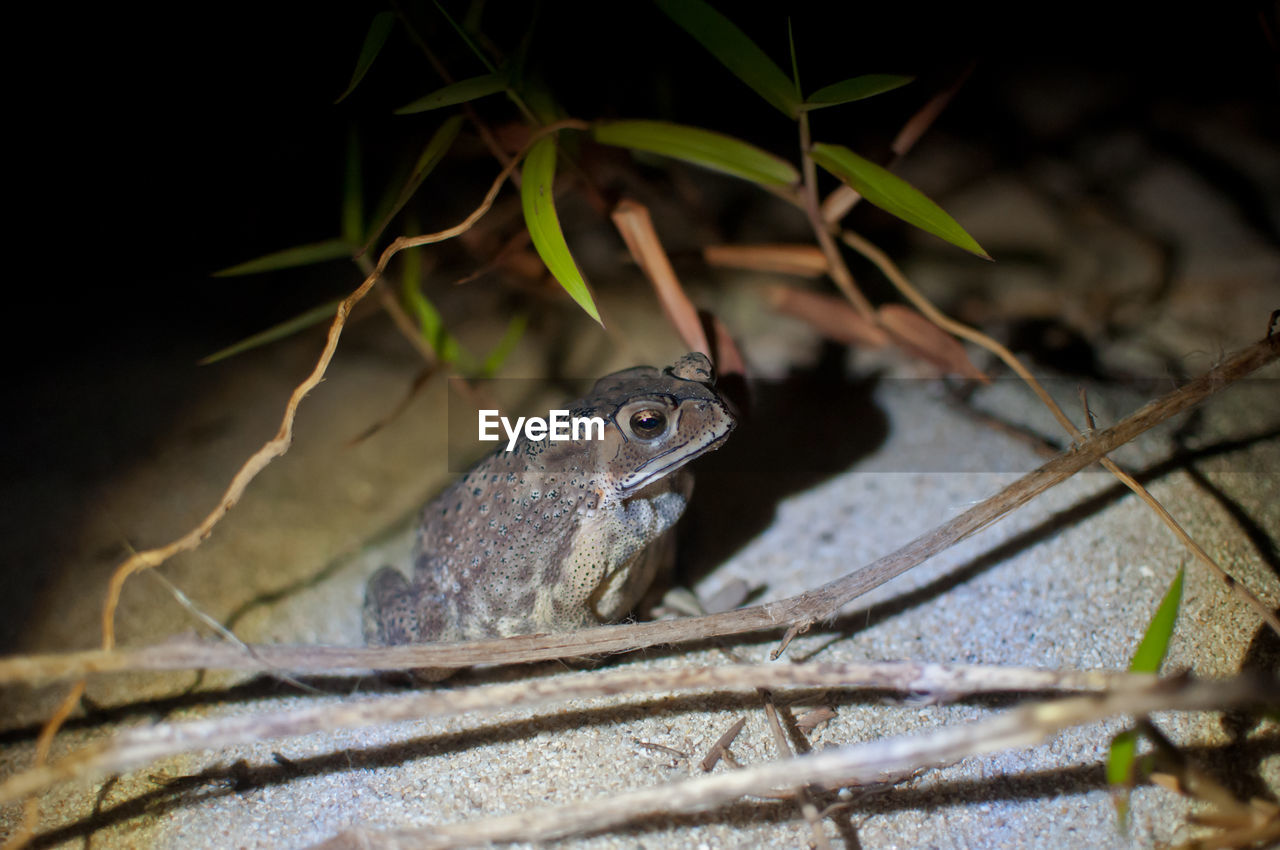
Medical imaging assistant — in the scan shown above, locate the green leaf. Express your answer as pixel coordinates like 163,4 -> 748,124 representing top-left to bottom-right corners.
364,115 -> 465,250
432,0 -> 497,74
213,239 -> 353,276
593,120 -> 799,187
1105,568 -> 1185,825
480,314 -> 528,377
787,18 -> 801,100
809,143 -> 989,258
335,11 -> 395,104
395,72 -> 507,114
803,74 -> 914,111
520,72 -> 566,125
1107,729 -> 1139,787
1106,729 -> 1138,830
654,0 -> 800,118
342,127 -> 364,246
1129,568 -> 1184,674
520,135 -> 602,325
199,299 -> 341,365
399,241 -> 461,363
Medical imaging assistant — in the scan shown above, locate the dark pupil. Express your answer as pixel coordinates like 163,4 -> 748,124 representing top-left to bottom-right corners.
630,409 -> 666,437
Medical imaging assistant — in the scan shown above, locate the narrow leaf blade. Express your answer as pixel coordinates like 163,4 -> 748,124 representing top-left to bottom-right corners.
520,136 -> 602,324
654,0 -> 799,118
395,72 -> 507,115
480,314 -> 528,377
593,120 -> 799,186
1106,729 -> 1138,830
400,249 -> 460,364
1107,729 -> 1139,787
803,73 -> 914,111
200,299 -> 341,365
1105,568 -> 1185,829
213,239 -> 352,276
335,11 -> 395,104
1129,568 -> 1184,674
809,143 -> 989,258
342,127 -> 364,246
364,115 -> 465,250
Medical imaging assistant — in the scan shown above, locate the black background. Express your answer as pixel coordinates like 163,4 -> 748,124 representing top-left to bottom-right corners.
15,3 -> 1277,355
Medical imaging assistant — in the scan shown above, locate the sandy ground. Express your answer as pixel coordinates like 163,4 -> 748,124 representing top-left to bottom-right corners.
3,75 -> 1279,849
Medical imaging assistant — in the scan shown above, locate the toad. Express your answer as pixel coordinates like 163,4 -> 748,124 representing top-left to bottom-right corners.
363,352 -> 736,662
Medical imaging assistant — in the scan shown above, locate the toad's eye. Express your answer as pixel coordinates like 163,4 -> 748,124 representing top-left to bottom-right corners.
629,408 -> 667,439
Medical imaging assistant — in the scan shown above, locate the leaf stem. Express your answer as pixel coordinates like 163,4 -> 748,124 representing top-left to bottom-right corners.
798,113 -> 874,318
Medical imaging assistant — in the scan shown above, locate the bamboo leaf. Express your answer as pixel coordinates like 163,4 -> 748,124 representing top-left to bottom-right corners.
199,299 -> 341,365
809,143 -> 989,258
802,74 -> 914,111
520,72 -> 566,125
213,239 -> 353,276
342,128 -> 364,245
520,136 -> 601,325
1129,568 -> 1184,674
1105,567 -> 1185,823
432,0 -> 497,74
1106,729 -> 1138,830
399,233 -> 460,364
593,120 -> 798,187
654,0 -> 799,118
364,115 -> 465,250
787,18 -> 801,100
480,314 -> 528,377
394,72 -> 507,114
1107,729 -> 1139,787
335,11 -> 395,104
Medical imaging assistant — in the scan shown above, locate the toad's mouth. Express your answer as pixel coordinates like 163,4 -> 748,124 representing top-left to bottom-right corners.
618,425 -> 733,495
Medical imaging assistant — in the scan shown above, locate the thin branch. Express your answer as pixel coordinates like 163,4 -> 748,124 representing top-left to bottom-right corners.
2,680 -> 82,850
797,112 -> 874,318
4,118 -> 587,850
308,675 -> 1277,849
0,662 -> 1180,804
760,688 -> 832,850
700,717 -> 748,772
2,334 -> 1274,687
840,229 -> 1280,640
98,118 -> 584,655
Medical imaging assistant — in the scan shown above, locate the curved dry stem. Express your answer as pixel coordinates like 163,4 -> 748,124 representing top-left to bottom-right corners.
839,228 -> 1280,640
305,674 -> 1273,849
1,680 -> 82,850
2,334 -> 1274,690
5,118 -> 588,850
97,120 -> 580,653
797,113 -> 874,319
0,661 -> 1184,804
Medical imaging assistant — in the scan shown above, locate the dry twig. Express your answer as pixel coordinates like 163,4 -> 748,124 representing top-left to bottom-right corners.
3,118 -> 588,850
307,674 -> 1277,849
1,333 -> 1274,689
839,229 -> 1280,640
0,661 -> 1161,804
